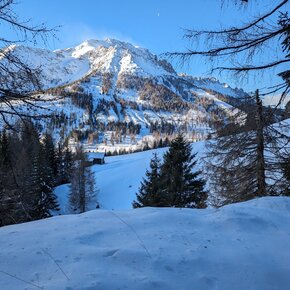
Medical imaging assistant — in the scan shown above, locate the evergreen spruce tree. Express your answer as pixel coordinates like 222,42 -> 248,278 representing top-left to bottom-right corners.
19,122 -> 59,220
20,120 -> 40,159
159,135 -> 207,208
0,131 -> 15,225
280,154 -> 290,195
27,138 -> 59,219
0,122 -> 63,226
38,143 -> 59,216
0,130 -> 9,167
132,152 -> 161,208
55,143 -> 64,185
133,136 -> 207,209
42,133 -> 57,177
55,144 -> 73,184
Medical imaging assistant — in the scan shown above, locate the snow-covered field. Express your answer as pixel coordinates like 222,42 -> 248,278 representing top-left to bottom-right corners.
0,197 -> 290,290
93,147 -> 169,210
55,141 -> 205,211
96,141 -> 206,210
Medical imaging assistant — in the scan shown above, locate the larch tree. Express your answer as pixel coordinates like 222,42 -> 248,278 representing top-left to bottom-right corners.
205,91 -> 290,206
169,0 -> 290,204
169,0 -> 290,104
70,148 -> 97,213
0,0 -> 57,128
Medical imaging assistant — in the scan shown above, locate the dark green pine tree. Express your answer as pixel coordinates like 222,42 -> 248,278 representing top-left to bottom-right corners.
281,154 -> 290,195
20,120 -> 40,159
159,134 -> 207,208
0,130 -> 9,167
55,142 -> 74,185
0,131 -> 15,226
55,143 -> 64,185
132,152 -> 162,208
42,133 -> 57,177
28,143 -> 59,219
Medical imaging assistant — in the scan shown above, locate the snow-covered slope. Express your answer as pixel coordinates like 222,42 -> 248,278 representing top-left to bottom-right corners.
0,44 -> 90,87
94,142 -> 205,210
185,76 -> 247,99
54,141 -> 205,211
1,196 -> 290,290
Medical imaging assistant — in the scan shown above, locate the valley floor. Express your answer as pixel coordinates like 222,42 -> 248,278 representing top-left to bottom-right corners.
55,140 -> 206,213
0,197 -> 290,290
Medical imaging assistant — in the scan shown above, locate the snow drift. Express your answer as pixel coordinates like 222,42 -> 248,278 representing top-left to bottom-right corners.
0,196 -> 290,290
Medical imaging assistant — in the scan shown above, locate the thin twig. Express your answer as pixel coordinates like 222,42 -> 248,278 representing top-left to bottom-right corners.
109,211 -> 152,258
42,248 -> 70,281
0,269 -> 43,289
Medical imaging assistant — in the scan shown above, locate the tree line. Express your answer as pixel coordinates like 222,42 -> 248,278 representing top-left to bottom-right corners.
0,120 -> 97,227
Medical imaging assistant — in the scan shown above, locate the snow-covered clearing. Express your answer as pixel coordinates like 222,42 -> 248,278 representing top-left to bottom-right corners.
55,141 -> 205,211
92,147 -> 168,210
0,197 -> 290,290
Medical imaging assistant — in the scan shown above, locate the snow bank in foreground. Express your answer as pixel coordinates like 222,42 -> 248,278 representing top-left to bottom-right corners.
1,197 -> 290,290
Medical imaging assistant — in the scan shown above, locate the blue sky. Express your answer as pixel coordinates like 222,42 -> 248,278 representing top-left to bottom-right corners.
8,0 -> 289,95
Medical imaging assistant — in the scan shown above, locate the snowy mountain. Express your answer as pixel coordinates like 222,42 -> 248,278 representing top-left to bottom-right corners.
1,196 -> 290,290
0,38 -> 248,152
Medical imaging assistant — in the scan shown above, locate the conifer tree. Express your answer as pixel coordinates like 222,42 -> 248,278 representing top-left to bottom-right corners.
0,122 -> 65,226
18,121 -> 59,220
280,153 -> 290,195
159,135 -> 207,208
133,136 -> 207,209
56,145 -> 73,184
205,91 -> 290,205
0,130 -> 9,167
55,143 -> 65,184
133,152 -> 162,208
42,133 -> 57,177
26,137 -> 59,219
0,130 -> 15,225
70,148 -> 97,213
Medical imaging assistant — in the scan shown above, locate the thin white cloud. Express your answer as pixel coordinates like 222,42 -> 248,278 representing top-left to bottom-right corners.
55,23 -> 140,49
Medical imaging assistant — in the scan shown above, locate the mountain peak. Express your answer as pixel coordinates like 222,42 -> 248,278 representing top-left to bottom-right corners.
74,38 -> 139,53
65,38 -> 176,76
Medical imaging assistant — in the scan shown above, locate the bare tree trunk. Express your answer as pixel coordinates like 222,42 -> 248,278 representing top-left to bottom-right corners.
255,89 -> 267,196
